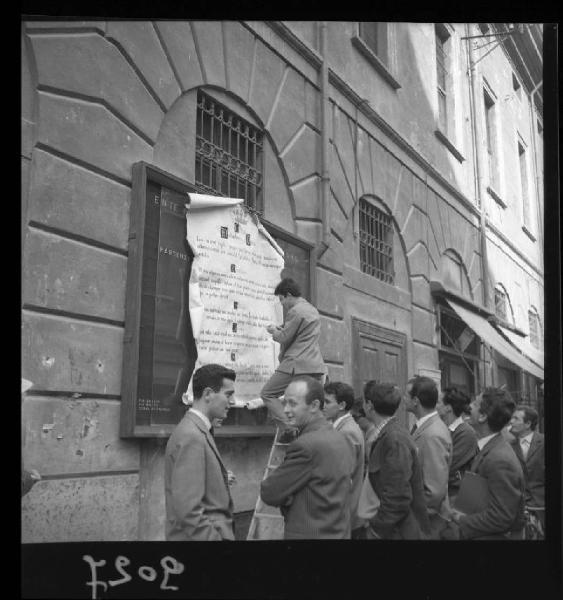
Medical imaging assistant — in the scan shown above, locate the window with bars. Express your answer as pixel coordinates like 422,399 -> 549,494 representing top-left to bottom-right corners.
195,90 -> 264,213
528,310 -> 541,349
435,26 -> 449,134
359,198 -> 394,284
494,287 -> 508,321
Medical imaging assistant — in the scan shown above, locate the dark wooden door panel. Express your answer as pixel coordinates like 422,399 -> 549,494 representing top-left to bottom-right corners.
353,318 -> 408,426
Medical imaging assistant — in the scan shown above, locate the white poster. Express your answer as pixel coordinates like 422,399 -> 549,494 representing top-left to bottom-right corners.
185,194 -> 284,407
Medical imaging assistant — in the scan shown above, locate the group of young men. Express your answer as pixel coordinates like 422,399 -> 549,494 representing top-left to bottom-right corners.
164,277 -> 544,541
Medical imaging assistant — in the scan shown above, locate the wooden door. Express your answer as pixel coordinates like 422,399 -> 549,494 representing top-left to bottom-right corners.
352,318 -> 408,426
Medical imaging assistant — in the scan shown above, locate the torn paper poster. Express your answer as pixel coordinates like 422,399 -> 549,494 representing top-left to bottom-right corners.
184,194 -> 284,407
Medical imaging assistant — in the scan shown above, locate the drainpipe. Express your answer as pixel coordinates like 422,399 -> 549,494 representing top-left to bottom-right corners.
353,98 -> 370,238
466,23 -> 491,387
528,81 -> 543,265
466,24 -> 489,311
317,21 -> 330,260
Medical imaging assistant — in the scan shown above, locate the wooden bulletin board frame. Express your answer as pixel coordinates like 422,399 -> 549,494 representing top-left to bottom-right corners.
119,163 -> 315,438
120,162 -> 197,437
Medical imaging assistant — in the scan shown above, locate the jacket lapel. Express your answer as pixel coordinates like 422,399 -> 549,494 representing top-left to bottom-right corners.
471,433 -> 501,472
369,418 -> 395,462
335,413 -> 352,432
413,413 -> 437,440
188,412 -> 229,485
526,432 -> 541,463
511,439 -> 525,464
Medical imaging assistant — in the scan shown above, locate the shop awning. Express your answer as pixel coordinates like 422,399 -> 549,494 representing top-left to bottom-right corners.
445,298 -> 544,381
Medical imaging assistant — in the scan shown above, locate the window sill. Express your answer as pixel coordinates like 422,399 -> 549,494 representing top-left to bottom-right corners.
434,129 -> 465,163
351,36 -> 401,90
486,185 -> 507,208
522,225 -> 537,242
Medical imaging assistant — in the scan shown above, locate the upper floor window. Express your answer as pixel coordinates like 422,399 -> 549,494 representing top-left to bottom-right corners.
195,90 -> 264,213
435,25 -> 450,135
484,88 -> 500,195
352,23 -> 400,90
528,308 -> 542,349
359,198 -> 394,284
359,22 -> 389,65
518,140 -> 531,229
512,73 -> 522,100
441,249 -> 470,298
537,120 -> 544,183
494,286 -> 508,321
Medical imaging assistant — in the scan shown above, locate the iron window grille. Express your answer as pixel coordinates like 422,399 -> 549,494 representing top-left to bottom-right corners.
359,199 -> 394,284
195,90 -> 264,213
528,310 -> 541,349
494,287 -> 508,321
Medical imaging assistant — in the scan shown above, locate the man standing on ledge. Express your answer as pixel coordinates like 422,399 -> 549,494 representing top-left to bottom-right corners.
165,364 -> 236,541
259,278 -> 327,443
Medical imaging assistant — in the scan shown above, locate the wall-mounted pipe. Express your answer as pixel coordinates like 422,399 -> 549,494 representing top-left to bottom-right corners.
528,80 -> 543,264
353,98 -> 370,239
318,21 -> 330,259
466,23 -> 490,311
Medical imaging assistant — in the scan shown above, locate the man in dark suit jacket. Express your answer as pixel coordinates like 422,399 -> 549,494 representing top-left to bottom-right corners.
438,387 -> 479,501
361,382 -> 430,540
509,405 -> 545,530
164,364 -> 236,541
260,376 -> 353,539
450,387 -> 525,540
258,278 -> 327,440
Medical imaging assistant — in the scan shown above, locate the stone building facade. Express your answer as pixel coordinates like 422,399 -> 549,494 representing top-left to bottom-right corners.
21,21 -> 544,541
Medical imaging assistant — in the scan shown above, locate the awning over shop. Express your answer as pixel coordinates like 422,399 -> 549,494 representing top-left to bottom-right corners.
445,298 -> 544,381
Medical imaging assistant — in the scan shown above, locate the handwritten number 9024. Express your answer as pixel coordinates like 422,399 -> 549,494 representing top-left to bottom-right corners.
83,555 -> 184,599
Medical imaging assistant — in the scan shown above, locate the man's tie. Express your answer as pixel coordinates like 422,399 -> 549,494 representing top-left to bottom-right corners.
520,438 -> 529,460
410,423 -> 418,435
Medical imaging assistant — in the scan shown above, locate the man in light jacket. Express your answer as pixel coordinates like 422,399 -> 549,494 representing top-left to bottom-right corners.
324,381 -> 365,537
406,375 -> 453,539
259,278 -> 327,442
164,364 -> 236,541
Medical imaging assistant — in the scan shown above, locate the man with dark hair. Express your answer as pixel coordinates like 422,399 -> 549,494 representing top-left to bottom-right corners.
359,381 -> 430,539
509,404 -> 545,531
406,375 -> 452,538
438,387 -> 479,501
260,376 -> 353,538
165,364 -> 236,540
324,382 -> 365,535
450,387 -> 525,539
351,396 -> 377,469
255,277 -> 327,442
